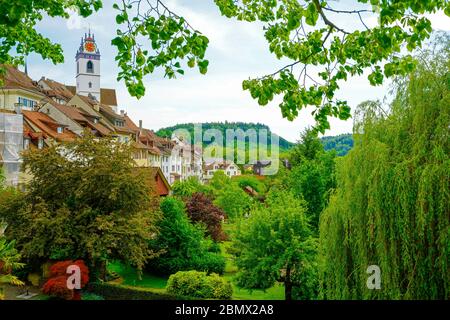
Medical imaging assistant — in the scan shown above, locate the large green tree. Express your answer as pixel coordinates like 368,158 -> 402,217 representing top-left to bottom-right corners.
0,134 -> 160,279
319,39 -> 449,299
233,189 -> 317,300
1,1 -> 448,131
288,129 -> 336,229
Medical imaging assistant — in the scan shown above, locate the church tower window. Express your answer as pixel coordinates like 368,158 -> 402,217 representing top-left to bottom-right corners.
89,82 -> 92,88
87,60 -> 94,73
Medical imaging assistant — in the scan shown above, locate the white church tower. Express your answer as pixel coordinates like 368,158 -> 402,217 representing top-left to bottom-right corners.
76,31 -> 101,101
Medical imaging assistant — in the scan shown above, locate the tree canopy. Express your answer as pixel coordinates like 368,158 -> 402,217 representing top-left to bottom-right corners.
1,1 -> 448,131
0,134 -> 160,278
233,189 -> 317,300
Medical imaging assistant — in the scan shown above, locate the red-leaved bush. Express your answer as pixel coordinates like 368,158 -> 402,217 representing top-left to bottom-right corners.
42,260 -> 89,300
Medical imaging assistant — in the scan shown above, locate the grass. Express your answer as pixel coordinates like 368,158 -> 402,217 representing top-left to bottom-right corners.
107,261 -> 168,289
224,274 -> 285,300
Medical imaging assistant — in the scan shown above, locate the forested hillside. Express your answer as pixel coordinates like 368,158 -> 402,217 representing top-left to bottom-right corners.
321,134 -> 354,156
156,122 -> 295,150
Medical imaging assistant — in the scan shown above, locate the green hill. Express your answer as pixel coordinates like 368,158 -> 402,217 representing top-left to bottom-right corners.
156,122 -> 295,150
321,134 -> 353,156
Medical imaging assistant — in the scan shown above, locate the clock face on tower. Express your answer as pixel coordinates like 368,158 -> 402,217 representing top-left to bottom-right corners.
84,41 -> 96,53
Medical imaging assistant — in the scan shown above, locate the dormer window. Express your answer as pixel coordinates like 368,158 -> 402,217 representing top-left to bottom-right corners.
57,127 -> 63,134
115,120 -> 124,127
93,118 -> 98,124
87,60 -> 94,73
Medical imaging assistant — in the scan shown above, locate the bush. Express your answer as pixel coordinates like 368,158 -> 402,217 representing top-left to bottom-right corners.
42,260 -> 89,300
233,175 -> 266,194
166,271 -> 232,299
191,252 -> 226,275
172,177 -> 211,198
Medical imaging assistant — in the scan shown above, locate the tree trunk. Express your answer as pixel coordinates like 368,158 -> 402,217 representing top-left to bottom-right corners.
284,266 -> 293,301
98,260 -> 107,282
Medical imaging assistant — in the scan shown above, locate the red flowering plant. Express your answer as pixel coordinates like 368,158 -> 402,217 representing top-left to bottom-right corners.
42,260 -> 89,300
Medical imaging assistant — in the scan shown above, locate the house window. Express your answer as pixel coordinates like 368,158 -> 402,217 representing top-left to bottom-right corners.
23,138 -> 30,150
172,165 -> 175,172
115,120 -> 124,127
57,127 -> 63,134
93,118 -> 98,124
124,136 -> 129,143
18,97 -> 36,109
87,60 -> 94,73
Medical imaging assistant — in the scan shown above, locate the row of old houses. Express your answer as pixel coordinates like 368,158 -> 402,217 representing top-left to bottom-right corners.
0,32 -> 241,193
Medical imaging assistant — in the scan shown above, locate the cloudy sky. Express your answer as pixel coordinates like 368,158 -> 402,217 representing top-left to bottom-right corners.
26,0 -> 449,142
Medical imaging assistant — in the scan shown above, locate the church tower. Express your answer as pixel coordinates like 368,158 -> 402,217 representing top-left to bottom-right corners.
76,31 -> 101,101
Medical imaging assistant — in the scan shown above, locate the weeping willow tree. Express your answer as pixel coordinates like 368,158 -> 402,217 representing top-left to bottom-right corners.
319,36 -> 449,300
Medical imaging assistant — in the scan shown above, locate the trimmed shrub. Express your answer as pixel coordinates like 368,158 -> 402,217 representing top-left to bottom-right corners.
166,271 -> 232,299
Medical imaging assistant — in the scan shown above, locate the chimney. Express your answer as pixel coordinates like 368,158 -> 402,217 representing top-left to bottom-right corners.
120,110 -> 125,116
139,120 -> 143,131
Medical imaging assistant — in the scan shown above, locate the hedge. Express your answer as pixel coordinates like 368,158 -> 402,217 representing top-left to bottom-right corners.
86,282 -> 188,300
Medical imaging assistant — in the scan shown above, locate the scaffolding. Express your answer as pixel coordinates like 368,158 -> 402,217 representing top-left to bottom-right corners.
0,112 -> 23,186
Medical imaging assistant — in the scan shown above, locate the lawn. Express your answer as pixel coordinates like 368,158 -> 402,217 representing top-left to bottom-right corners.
107,261 -> 168,289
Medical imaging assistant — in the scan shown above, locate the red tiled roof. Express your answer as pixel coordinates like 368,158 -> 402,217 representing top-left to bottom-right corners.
51,102 -> 87,122
39,78 -> 74,101
0,65 -> 43,93
100,88 -> 117,106
66,86 -> 117,106
133,167 -> 170,197
124,115 -> 140,133
50,102 -> 111,136
22,110 -> 77,142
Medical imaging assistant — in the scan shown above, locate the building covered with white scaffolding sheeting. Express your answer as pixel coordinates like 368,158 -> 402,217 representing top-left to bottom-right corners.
0,112 -> 23,186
